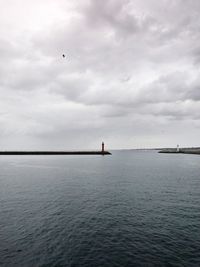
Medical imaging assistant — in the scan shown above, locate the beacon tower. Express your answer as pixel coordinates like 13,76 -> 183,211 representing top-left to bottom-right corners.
102,142 -> 104,154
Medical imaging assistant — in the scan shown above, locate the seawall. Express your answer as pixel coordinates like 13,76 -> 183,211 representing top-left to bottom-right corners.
159,148 -> 200,155
0,151 -> 111,155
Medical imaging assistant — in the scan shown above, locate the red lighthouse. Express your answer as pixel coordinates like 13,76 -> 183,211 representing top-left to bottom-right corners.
102,142 -> 104,154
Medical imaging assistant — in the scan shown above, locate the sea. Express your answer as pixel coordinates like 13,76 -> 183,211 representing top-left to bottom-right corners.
0,150 -> 200,267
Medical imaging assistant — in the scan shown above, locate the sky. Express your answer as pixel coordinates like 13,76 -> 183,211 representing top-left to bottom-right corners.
0,0 -> 200,150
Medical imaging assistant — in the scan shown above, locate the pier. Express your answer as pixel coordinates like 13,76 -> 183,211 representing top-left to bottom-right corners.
0,142 -> 111,155
159,147 -> 200,155
0,151 -> 111,155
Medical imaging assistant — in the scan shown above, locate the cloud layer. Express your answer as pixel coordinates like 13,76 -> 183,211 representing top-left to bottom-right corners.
0,0 -> 200,149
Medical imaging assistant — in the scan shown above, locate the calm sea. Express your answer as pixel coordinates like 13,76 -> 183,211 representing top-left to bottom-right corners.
0,150 -> 200,267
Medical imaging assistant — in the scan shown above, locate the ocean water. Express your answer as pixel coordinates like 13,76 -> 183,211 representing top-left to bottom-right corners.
0,150 -> 200,267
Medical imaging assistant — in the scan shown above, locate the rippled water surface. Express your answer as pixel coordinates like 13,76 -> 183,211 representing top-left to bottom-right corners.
0,150 -> 200,266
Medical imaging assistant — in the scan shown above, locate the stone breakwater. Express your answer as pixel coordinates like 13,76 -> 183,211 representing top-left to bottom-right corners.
159,148 -> 200,155
0,151 -> 111,155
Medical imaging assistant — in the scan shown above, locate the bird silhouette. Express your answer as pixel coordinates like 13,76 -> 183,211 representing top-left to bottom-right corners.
62,54 -> 66,58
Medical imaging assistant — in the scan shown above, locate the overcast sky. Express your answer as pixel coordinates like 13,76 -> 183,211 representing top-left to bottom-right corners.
0,0 -> 200,150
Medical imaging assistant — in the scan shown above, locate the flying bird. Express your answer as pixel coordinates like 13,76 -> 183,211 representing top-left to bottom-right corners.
62,54 -> 66,58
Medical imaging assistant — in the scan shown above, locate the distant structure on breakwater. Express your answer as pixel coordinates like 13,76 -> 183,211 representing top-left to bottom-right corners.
176,144 -> 180,152
0,142 -> 111,156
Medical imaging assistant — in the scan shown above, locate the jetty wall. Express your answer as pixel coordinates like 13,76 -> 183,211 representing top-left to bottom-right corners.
0,151 -> 111,155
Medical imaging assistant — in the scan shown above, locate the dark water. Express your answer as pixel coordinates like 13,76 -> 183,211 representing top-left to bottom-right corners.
0,151 -> 200,267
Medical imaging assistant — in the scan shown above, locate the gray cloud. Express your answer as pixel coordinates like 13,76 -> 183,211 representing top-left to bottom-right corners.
0,0 -> 200,149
